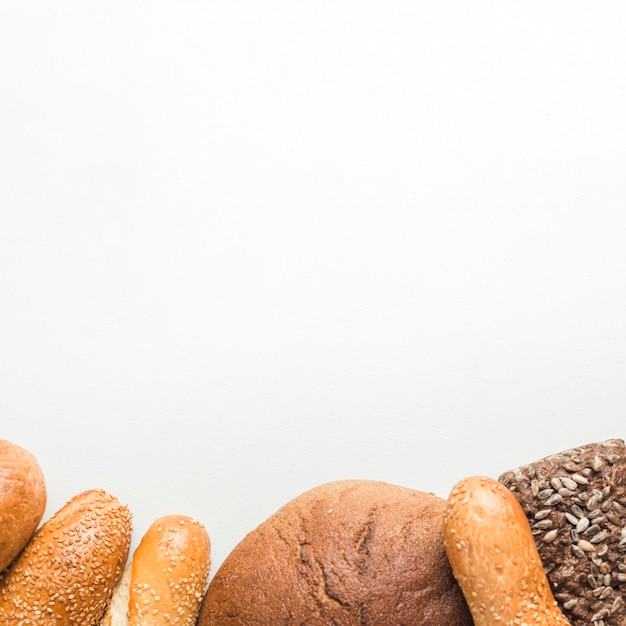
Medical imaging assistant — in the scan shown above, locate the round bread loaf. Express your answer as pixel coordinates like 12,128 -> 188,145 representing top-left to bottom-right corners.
0,488 -> 132,625
0,439 -> 47,572
197,479 -> 472,625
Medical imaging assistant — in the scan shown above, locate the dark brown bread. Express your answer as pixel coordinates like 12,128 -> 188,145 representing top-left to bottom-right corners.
499,439 -> 626,626
0,439 -> 47,572
197,479 -> 472,626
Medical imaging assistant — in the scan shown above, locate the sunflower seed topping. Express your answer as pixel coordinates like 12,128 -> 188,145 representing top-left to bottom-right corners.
499,438 -> 626,625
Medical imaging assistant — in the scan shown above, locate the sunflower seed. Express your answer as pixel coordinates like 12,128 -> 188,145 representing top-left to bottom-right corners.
606,510 -> 621,524
572,472 -> 589,484
601,498 -> 614,512
561,476 -> 578,490
545,493 -> 563,506
534,519 -> 553,530
585,524 -> 601,536
610,596 -> 624,614
551,477 -> 563,490
534,508 -> 552,520
576,517 -> 590,533
597,544 -> 609,557
587,495 -> 600,510
590,530 -> 610,544
578,539 -> 595,552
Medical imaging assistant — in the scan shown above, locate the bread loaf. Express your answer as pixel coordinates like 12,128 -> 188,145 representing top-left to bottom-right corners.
443,475 -> 570,625
100,514 -> 211,626
197,479 -> 472,625
0,439 -> 47,572
0,488 -> 132,625
499,438 -> 626,625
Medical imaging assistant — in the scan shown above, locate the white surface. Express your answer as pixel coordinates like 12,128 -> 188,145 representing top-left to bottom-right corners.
2,1 -> 626,577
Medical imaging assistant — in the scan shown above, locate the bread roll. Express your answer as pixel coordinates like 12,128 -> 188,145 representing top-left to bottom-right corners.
0,488 -> 132,625
0,439 -> 47,572
100,514 -> 211,626
499,438 -> 626,625
197,479 -> 472,625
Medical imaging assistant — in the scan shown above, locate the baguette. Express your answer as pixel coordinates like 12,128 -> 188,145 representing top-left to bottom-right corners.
0,488 -> 132,625
100,514 -> 210,626
443,475 -> 570,626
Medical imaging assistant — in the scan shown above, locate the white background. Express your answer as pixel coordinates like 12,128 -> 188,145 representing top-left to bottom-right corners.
2,1 -> 626,577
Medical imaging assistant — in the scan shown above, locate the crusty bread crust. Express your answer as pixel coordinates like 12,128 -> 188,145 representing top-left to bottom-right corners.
197,479 -> 472,625
0,439 -> 47,572
0,488 -> 132,625
127,514 -> 211,626
443,475 -> 570,626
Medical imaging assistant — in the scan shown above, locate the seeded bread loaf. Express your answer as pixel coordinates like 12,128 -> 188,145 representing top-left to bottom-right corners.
0,439 -> 47,572
0,488 -> 132,625
197,479 -> 472,625
499,438 -> 626,626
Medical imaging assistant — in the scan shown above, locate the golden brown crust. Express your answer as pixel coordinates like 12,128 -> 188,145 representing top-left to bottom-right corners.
443,475 -> 571,626
197,479 -> 472,626
128,514 -> 211,626
0,439 -> 47,572
0,488 -> 132,625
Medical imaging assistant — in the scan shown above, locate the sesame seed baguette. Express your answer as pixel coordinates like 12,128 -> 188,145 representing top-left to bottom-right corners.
0,488 -> 132,626
100,514 -> 211,626
443,475 -> 571,626
0,439 -> 47,573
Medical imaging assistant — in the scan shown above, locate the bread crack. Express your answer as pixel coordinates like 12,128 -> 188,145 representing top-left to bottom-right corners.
355,506 -> 378,576
314,558 -> 348,609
